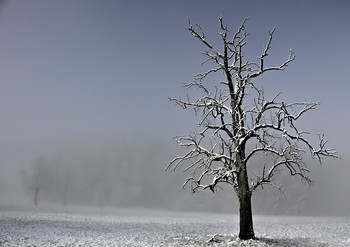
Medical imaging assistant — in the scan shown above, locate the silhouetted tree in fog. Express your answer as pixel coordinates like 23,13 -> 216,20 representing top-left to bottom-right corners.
62,170 -> 70,206
167,17 -> 338,239
21,157 -> 49,205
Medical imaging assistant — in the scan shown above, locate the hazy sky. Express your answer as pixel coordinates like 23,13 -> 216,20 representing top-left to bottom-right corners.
0,1 -> 349,205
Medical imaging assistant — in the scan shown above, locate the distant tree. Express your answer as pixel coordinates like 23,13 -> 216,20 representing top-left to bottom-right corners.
53,154 -> 73,206
21,157 -> 49,205
61,169 -> 70,206
167,17 -> 338,240
0,180 -> 6,195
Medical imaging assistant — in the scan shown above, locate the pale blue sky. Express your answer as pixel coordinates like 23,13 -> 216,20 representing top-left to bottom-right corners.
0,1 -> 349,174
0,1 -> 349,140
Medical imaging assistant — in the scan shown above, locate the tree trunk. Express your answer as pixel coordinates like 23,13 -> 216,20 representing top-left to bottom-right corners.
63,187 -> 68,206
34,186 -> 39,206
63,181 -> 68,206
237,165 -> 255,240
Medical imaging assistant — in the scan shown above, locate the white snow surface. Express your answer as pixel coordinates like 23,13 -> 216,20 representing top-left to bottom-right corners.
0,205 -> 349,247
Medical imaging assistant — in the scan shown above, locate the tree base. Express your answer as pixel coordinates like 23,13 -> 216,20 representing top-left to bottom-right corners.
239,232 -> 255,240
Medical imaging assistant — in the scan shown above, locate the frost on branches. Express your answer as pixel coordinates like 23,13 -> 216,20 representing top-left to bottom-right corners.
166,17 -> 338,240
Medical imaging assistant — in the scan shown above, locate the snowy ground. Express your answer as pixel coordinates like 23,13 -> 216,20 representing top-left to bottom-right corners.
0,205 -> 349,246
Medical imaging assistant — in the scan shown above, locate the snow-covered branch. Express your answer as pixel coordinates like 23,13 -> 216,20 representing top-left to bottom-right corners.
168,17 -> 338,197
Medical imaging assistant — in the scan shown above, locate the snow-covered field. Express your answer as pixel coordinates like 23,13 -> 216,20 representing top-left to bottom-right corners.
0,205 -> 349,246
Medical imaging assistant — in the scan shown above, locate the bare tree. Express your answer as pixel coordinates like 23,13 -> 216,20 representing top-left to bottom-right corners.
166,17 -> 338,240
21,157 -> 49,206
